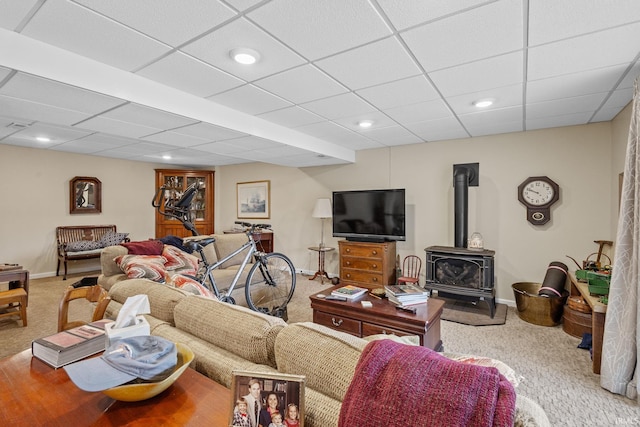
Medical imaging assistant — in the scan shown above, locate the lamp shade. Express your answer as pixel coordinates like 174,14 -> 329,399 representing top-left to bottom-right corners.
312,198 -> 332,218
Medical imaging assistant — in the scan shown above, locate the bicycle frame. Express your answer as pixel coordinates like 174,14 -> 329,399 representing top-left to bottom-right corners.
200,231 -> 262,300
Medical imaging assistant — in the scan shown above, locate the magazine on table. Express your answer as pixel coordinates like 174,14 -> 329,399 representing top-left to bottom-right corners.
331,285 -> 368,300
32,321 -> 108,368
385,284 -> 429,297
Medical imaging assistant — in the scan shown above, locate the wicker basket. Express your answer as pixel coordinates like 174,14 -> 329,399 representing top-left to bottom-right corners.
567,295 -> 591,313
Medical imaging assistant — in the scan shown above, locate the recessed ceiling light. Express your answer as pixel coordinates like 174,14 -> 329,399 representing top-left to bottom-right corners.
473,99 -> 494,108
358,120 -> 374,129
230,48 -> 260,65
36,136 -> 50,142
162,155 -> 172,160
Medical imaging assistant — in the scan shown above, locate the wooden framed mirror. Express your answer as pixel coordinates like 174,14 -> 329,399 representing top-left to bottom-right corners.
70,176 -> 101,214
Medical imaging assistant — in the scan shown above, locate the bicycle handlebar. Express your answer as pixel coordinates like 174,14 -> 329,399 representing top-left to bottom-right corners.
234,221 -> 272,231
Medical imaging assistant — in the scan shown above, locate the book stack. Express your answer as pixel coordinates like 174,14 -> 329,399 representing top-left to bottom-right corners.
385,284 -> 430,306
331,285 -> 368,300
32,320 -> 109,368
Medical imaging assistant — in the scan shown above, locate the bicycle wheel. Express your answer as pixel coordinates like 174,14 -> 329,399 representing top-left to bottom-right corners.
245,253 -> 296,317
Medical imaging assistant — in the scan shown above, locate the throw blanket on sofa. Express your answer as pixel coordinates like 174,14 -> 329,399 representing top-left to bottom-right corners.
339,340 -> 516,427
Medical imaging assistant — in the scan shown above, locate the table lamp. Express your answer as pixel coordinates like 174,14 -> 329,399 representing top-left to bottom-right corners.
312,198 -> 332,248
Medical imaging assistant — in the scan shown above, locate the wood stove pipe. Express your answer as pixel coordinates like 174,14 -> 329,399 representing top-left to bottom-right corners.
454,167 -> 470,248
453,163 -> 479,248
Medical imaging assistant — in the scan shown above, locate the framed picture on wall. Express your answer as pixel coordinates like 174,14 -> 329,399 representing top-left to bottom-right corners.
237,180 -> 270,219
229,370 -> 305,427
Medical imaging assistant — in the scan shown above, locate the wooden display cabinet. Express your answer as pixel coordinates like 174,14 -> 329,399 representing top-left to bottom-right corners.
155,169 -> 214,238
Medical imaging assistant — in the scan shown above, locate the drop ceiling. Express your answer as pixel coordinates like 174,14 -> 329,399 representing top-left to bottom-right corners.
0,0 -> 639,168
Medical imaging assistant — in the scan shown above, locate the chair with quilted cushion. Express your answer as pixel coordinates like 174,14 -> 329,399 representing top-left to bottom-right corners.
58,284 -> 110,332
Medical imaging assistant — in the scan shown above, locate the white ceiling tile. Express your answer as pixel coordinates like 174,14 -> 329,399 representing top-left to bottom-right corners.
254,64 -> 347,104
0,67 -> 11,81
74,116 -> 161,138
0,72 -> 124,114
0,95 -> 90,126
528,22 -> 640,80
527,65 -> 629,104
526,93 -> 607,120
447,84 -> 523,115
101,103 -> 197,129
356,75 -> 439,110
74,0 -> 237,46
170,122 -> 247,141
295,120 -> 358,139
383,99 -> 452,125
315,37 -> 422,90
334,111 -> 397,132
360,125 -> 423,146
22,0 -> 171,71
247,0 -> 392,60
377,0 -> 493,31
58,133 -> 136,153
208,84 -> 292,115
136,52 -> 245,98
458,105 -> 523,133
224,0 -> 264,12
7,122 -> 92,142
599,88 -> 634,111
592,106 -> 625,122
301,93 -> 376,120
182,17 -> 305,81
141,130 -> 210,148
404,117 -> 469,142
529,0 -> 640,45
401,0 -> 523,72
617,61 -> 640,90
0,0 -> 39,30
526,112 -> 594,131
429,52 -> 523,97
258,106 -> 325,128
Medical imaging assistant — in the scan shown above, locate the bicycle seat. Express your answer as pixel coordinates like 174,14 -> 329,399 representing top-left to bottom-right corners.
184,237 -> 216,252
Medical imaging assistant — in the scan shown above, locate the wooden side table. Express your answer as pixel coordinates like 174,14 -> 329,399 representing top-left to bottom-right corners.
308,246 -> 334,283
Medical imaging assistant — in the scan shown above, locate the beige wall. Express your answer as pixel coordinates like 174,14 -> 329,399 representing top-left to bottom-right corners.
218,122 -> 621,303
1,113 -> 632,304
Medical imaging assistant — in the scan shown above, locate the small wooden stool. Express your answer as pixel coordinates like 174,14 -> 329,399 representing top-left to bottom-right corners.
0,288 -> 28,326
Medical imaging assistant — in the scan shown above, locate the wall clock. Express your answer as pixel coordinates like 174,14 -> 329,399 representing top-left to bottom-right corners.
517,176 -> 559,225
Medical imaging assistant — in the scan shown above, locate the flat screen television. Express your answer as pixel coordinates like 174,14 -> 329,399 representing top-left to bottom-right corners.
332,188 -> 406,242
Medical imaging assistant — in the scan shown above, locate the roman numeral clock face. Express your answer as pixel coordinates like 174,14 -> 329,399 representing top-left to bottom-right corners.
517,176 -> 560,225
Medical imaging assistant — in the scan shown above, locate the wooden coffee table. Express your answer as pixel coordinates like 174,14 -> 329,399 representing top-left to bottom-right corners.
0,349 -> 231,426
310,285 -> 444,351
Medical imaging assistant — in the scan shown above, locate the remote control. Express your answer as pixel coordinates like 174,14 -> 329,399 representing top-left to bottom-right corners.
325,295 -> 347,301
395,305 -> 417,314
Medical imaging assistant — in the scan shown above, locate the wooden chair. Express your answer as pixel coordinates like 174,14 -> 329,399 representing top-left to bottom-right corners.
397,255 -> 422,286
58,284 -> 110,332
0,288 -> 27,326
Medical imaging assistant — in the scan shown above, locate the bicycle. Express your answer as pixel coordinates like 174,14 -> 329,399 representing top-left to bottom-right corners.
183,222 -> 296,319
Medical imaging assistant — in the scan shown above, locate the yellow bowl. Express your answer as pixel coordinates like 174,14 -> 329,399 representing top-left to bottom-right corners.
102,342 -> 194,402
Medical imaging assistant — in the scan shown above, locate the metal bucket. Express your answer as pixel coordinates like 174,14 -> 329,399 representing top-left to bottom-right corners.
512,282 -> 568,326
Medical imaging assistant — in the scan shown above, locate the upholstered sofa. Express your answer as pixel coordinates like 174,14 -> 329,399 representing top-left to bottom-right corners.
103,278 -> 550,427
98,233 -> 253,292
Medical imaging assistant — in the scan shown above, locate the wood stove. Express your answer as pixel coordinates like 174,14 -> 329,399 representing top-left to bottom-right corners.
423,163 -> 497,318
424,246 -> 496,318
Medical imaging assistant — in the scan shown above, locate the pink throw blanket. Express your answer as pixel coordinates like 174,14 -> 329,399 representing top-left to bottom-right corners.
339,340 -> 516,427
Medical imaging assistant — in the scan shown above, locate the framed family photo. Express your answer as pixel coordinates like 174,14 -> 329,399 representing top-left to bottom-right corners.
237,180 -> 270,219
229,370 -> 305,427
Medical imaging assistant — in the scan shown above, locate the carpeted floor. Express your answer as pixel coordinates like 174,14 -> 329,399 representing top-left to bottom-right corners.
1,273 -> 637,426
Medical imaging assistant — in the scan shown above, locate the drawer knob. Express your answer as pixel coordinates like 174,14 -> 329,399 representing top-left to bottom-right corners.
346,261 -> 351,266
372,264 -> 377,268
372,277 -> 378,282
346,248 -> 351,253
346,273 -> 351,278
372,250 -> 378,255
332,318 -> 343,327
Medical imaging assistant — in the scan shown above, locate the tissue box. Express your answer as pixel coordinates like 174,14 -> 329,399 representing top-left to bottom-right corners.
104,315 -> 150,347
